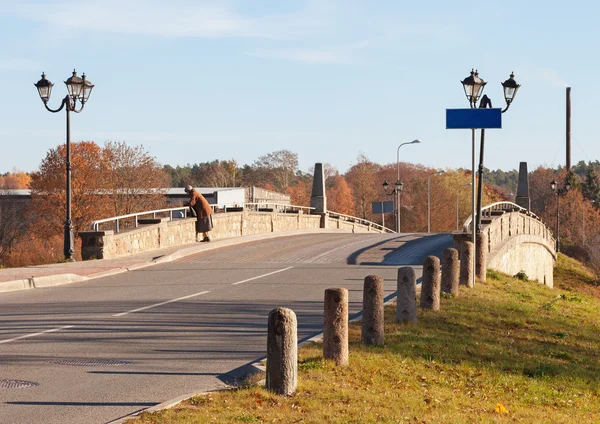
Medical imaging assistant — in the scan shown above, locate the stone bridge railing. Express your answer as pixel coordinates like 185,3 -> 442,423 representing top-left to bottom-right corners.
79,208 -> 393,261
453,202 -> 556,287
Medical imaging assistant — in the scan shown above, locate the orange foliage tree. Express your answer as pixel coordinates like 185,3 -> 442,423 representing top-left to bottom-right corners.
327,174 -> 354,215
29,140 -> 169,241
0,170 -> 31,189
345,154 -> 381,220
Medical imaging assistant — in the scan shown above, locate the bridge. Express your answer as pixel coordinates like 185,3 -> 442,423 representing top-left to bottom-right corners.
80,163 -> 556,287
0,164 -> 556,424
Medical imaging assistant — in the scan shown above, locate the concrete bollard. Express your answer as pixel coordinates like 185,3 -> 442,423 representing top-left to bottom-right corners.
420,256 -> 441,311
362,275 -> 384,345
396,267 -> 417,324
476,232 -> 487,282
323,288 -> 349,366
460,241 -> 474,288
266,307 -> 297,395
441,248 -> 460,297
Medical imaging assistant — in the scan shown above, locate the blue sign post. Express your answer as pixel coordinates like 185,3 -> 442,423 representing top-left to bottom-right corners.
446,108 -> 502,129
372,201 -> 393,229
446,107 -> 502,288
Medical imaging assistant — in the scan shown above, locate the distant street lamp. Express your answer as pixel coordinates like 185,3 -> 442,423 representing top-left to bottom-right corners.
427,170 -> 446,233
395,139 -> 421,232
461,70 -> 521,233
382,180 -> 403,231
550,179 -> 571,253
34,70 -> 95,262
456,182 -> 472,231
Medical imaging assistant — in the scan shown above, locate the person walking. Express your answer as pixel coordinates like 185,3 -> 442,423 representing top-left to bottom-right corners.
184,185 -> 214,242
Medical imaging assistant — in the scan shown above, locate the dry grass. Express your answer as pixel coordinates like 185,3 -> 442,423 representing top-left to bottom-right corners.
127,257 -> 600,424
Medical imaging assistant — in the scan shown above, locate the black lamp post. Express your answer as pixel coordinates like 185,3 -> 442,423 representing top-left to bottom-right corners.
461,70 -> 521,234
550,179 -> 571,253
34,70 -> 95,262
382,180 -> 403,232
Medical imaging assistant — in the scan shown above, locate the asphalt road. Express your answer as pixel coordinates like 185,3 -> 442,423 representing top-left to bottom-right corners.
0,232 -> 452,424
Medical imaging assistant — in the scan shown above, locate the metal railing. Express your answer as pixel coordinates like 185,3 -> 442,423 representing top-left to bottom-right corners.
91,203 -> 314,233
461,201 -> 542,232
327,211 -> 394,233
227,203 -> 314,214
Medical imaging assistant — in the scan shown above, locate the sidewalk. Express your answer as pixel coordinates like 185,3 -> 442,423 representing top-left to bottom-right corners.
0,229 -> 349,293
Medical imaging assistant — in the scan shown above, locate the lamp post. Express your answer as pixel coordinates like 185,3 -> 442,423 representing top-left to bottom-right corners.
456,182 -> 472,231
34,70 -> 95,262
427,170 -> 445,233
550,179 -> 571,253
461,70 -> 520,234
396,139 -> 421,232
382,180 -> 403,232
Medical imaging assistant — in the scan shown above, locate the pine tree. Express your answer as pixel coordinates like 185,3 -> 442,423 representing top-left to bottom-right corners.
582,166 -> 600,206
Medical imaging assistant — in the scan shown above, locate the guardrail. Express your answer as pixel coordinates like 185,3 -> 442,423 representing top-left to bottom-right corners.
91,203 -> 316,233
461,201 -> 542,232
327,211 -> 394,233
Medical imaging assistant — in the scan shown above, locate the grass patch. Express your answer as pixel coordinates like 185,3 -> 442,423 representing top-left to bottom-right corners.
126,257 -> 600,424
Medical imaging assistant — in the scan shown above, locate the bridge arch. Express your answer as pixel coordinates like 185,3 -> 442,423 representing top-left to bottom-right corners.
453,202 -> 556,287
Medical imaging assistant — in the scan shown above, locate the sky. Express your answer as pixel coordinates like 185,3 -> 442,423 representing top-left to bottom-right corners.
0,0 -> 598,176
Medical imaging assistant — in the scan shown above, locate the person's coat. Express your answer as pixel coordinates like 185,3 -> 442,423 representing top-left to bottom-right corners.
188,189 -> 213,220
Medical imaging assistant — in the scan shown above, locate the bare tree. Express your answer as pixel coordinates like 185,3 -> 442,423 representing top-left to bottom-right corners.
253,150 -> 299,192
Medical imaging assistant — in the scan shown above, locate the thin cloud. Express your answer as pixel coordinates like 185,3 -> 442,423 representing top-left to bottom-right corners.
538,68 -> 569,87
249,40 -> 369,65
8,1 -> 329,39
0,57 -> 41,71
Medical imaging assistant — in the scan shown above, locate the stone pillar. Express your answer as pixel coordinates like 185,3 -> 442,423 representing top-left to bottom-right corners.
323,288 -> 349,366
515,162 -> 530,211
310,163 -> 327,214
460,241 -> 474,288
420,256 -> 441,311
396,267 -> 417,324
476,232 -> 487,282
362,275 -> 384,345
441,248 -> 459,297
266,308 -> 297,395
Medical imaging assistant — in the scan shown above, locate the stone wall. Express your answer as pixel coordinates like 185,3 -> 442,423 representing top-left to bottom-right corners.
81,210 -> 381,261
453,211 -> 556,287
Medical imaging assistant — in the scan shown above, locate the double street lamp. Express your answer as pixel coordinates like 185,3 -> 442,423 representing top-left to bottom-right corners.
427,170 -> 445,233
550,179 -> 571,253
34,70 -> 95,262
460,70 -> 521,233
382,180 -> 403,231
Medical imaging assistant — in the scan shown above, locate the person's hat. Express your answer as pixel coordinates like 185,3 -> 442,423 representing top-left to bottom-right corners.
184,185 -> 193,193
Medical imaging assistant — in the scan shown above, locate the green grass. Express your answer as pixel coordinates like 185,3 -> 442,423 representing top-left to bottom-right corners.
127,256 -> 600,423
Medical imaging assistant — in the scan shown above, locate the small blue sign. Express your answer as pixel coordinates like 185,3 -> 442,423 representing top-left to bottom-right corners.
446,108 -> 502,129
372,201 -> 394,214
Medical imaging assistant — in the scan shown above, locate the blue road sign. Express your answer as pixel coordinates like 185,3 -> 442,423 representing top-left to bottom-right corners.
446,108 -> 502,129
372,201 -> 394,214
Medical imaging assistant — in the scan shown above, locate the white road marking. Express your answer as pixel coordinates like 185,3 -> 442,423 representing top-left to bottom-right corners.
113,291 -> 211,317
231,266 -> 294,286
1,267 -> 296,343
0,325 -> 74,344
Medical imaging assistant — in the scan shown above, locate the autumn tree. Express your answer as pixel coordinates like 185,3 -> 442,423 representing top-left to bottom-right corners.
29,141 -> 110,236
327,175 -> 354,215
0,170 -> 31,189
345,153 -> 380,220
30,141 -> 169,237
102,141 -> 169,216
